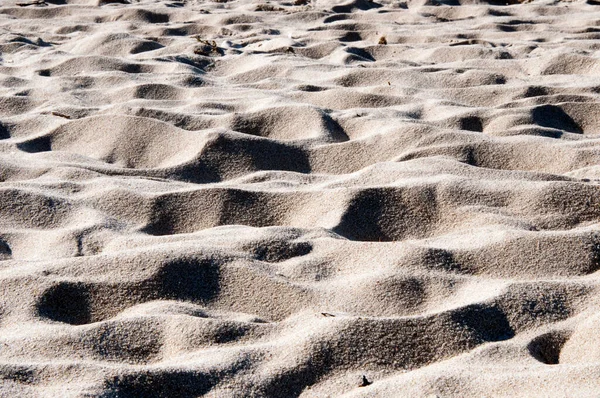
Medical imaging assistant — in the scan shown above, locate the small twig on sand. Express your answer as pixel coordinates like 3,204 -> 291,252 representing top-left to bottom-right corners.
51,111 -> 71,119
194,38 -> 223,56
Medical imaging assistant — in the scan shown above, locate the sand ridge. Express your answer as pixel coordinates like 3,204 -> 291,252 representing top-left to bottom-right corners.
1,0 -> 600,395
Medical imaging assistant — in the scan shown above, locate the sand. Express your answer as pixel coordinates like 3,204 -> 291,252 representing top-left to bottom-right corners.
1,0 -> 600,395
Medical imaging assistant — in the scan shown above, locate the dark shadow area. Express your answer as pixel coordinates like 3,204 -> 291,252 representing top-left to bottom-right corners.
484,0 -> 523,6
331,0 -> 382,13
230,110 -> 348,142
488,9 -> 512,16
7,36 -> 53,47
345,47 -> 375,62
459,116 -> 484,132
130,40 -> 164,54
590,233 -> 600,274
333,189 -> 391,242
333,188 -> 436,242
522,86 -> 549,98
152,258 -> 221,303
0,239 -> 12,259
103,370 -> 215,398
339,32 -> 362,42
504,19 -> 535,25
37,282 -> 92,325
493,75 -> 507,84
169,160 -> 223,185
323,14 -> 348,23
16,135 -> 52,153
168,135 -> 313,185
527,331 -> 569,365
323,113 -> 350,142
119,63 -> 144,74
0,123 -> 7,140
140,193 -> 210,236
89,321 -> 163,364
421,247 -> 465,273
98,0 -> 131,4
495,24 -> 518,32
251,241 -> 313,263
503,126 -> 564,139
451,304 -> 515,343
158,55 -> 213,73
138,203 -> 176,236
126,10 -> 169,23
0,365 -> 35,384
296,84 -> 328,92
213,325 -> 254,344
531,105 -> 583,134
205,134 -> 312,175
259,352 -> 333,398
160,27 -> 195,36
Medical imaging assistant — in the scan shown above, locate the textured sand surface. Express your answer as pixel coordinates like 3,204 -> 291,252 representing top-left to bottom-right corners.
1,0 -> 600,396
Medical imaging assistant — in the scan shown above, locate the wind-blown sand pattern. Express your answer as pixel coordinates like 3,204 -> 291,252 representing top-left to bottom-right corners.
1,0 -> 600,395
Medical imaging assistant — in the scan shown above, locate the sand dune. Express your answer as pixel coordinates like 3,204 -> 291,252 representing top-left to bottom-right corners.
1,0 -> 600,396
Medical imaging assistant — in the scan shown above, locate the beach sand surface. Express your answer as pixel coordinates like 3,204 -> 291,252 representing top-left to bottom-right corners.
1,0 -> 600,395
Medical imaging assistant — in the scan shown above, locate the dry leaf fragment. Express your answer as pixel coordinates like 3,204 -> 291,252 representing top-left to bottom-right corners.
359,375 -> 372,387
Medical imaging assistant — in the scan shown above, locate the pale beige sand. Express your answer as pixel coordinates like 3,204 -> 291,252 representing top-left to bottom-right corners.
1,0 -> 600,396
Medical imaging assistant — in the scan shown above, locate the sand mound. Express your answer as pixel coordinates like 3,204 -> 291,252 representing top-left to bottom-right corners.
2,0 -> 600,396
